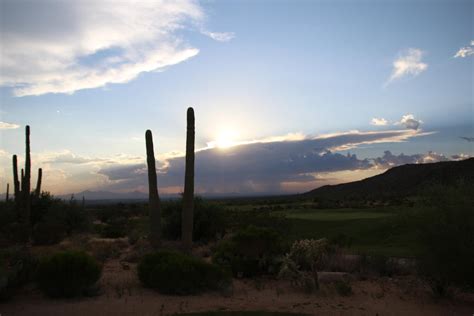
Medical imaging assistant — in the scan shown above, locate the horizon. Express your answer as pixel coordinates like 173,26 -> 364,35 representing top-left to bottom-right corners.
1,0 -> 473,196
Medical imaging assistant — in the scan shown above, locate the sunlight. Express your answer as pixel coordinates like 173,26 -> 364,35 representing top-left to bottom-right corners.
209,130 -> 239,149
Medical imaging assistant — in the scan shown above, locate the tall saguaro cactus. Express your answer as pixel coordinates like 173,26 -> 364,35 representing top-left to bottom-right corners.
35,168 -> 42,197
145,130 -> 161,247
23,125 -> 31,227
182,107 -> 195,251
12,155 -> 19,203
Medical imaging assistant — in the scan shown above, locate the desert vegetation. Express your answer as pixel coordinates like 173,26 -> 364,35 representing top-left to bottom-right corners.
1,117 -> 473,315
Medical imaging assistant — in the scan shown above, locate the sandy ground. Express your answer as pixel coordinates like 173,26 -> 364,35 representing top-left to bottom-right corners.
1,258 -> 473,316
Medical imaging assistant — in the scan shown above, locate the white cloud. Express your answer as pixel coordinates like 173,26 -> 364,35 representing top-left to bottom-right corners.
454,40 -> 474,58
0,121 -> 20,130
371,118 -> 388,126
396,114 -> 422,130
387,48 -> 427,84
201,31 -> 235,42
0,0 -> 232,96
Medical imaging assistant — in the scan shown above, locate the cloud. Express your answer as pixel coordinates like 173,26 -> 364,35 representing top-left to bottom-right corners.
396,114 -> 422,130
96,129 -> 431,194
371,118 -> 388,126
201,31 -> 235,42
0,0 -> 231,96
0,121 -> 20,130
451,153 -> 471,161
459,136 -> 474,142
454,40 -> 474,58
387,48 -> 427,84
45,152 -> 105,164
373,150 -> 449,169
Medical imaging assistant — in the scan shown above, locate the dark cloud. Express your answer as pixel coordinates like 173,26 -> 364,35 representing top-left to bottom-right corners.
372,150 -> 449,169
96,130 -> 429,194
98,163 -> 146,181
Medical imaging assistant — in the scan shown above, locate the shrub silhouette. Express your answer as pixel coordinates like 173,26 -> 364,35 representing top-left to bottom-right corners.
162,197 -> 226,242
36,251 -> 101,298
0,247 -> 37,301
418,184 -> 474,295
213,225 -> 285,277
138,250 -> 230,295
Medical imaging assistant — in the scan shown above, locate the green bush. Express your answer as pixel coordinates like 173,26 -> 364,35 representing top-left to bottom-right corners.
138,250 -> 231,295
32,222 -> 66,245
36,251 -> 102,298
0,247 -> 38,301
162,197 -> 227,242
213,226 -> 286,277
418,184 -> 474,295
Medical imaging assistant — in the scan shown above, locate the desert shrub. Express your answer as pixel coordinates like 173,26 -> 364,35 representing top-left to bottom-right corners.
36,251 -> 102,298
32,222 -> 66,245
3,222 -> 30,244
138,250 -> 231,295
0,247 -> 38,301
278,239 -> 330,291
335,280 -> 352,296
417,184 -> 474,295
162,197 -> 227,242
100,217 -> 128,238
213,226 -> 285,277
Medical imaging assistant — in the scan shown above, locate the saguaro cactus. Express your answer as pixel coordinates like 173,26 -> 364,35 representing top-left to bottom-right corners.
5,183 -> 9,202
182,107 -> 195,251
35,168 -> 42,197
20,169 -> 24,195
23,125 -> 31,227
145,129 -> 161,247
12,155 -> 19,203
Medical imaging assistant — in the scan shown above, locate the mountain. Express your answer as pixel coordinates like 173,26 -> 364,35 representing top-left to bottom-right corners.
303,158 -> 474,200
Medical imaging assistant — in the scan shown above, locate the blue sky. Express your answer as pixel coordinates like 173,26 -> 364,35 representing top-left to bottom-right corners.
0,0 -> 472,195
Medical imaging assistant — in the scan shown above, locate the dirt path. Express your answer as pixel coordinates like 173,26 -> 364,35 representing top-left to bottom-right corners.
1,260 -> 473,316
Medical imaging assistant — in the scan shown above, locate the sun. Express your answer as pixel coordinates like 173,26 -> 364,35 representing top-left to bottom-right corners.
210,130 -> 238,149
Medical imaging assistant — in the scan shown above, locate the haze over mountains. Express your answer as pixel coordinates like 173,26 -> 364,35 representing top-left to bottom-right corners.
3,158 -> 468,201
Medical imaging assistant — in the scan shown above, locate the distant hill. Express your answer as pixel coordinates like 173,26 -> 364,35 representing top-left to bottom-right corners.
303,158 -> 474,200
58,190 -> 149,201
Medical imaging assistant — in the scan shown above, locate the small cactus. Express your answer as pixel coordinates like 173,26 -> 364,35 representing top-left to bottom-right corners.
5,183 -> 9,202
145,129 -> 161,247
182,107 -> 195,251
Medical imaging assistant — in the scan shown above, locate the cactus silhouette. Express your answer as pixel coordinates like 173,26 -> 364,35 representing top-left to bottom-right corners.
23,125 -> 31,228
12,154 -> 19,204
182,107 -> 195,251
9,125 -> 41,240
20,169 -> 24,197
35,168 -> 42,197
146,129 -> 161,247
5,183 -> 9,202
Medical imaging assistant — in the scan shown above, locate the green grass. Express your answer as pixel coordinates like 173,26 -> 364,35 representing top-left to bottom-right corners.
283,207 -> 421,257
284,209 -> 393,221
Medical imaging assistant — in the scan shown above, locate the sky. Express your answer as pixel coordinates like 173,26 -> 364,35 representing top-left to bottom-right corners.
0,0 -> 473,196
